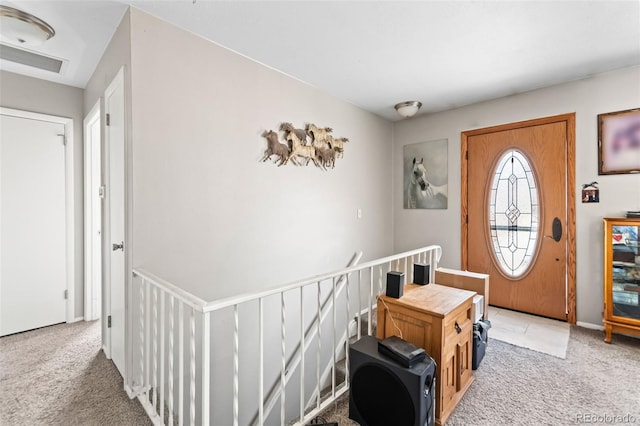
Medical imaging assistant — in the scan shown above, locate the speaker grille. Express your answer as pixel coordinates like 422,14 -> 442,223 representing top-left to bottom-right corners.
0,43 -> 63,73
352,363 -> 415,426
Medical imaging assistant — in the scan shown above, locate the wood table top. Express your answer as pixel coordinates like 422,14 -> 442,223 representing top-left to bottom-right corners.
379,283 -> 477,318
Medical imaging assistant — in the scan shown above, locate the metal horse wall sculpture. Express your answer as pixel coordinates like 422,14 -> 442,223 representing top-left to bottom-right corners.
261,122 -> 349,170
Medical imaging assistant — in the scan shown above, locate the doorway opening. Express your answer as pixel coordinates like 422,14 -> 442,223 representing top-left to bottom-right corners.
84,101 -> 102,322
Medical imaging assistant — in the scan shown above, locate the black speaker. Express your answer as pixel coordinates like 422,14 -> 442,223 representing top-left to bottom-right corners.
386,271 -> 405,298
413,263 -> 430,285
349,336 -> 436,426
472,320 -> 490,370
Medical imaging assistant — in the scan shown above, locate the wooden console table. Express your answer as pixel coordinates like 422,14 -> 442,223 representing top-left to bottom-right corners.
377,284 -> 476,426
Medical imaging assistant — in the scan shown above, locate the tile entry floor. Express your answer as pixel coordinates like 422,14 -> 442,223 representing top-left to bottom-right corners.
487,306 -> 571,358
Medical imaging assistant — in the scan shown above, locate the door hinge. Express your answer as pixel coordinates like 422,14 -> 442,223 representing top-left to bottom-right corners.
64,289 -> 68,299
108,316 -> 112,328
466,215 -> 469,224
99,185 -> 106,199
106,113 -> 111,126
465,151 -> 468,160
57,133 -> 67,146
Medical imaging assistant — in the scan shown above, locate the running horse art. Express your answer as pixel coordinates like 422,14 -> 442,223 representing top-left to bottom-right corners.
260,121 -> 349,170
261,130 -> 290,166
407,157 -> 448,208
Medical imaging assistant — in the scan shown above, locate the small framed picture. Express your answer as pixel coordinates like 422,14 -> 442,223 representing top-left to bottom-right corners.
582,185 -> 600,203
598,108 -> 640,175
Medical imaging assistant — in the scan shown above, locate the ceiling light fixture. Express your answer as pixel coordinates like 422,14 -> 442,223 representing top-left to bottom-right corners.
394,101 -> 422,118
0,5 -> 55,46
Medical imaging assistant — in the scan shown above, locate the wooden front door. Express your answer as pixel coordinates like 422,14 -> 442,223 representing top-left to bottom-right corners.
462,114 -> 576,322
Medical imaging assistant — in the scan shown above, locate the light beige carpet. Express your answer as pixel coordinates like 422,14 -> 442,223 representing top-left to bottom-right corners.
0,320 -> 151,426
319,326 -> 640,425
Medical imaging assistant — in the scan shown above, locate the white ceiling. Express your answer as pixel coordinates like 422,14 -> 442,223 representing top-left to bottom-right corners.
1,1 -> 639,121
0,0 -> 128,88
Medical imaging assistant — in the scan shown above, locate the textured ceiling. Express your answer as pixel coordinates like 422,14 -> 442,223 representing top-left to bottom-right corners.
2,1 -> 639,120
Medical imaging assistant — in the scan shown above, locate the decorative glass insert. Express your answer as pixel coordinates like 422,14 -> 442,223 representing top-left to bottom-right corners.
488,150 -> 539,277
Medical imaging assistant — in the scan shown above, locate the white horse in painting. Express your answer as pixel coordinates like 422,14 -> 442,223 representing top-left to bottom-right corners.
407,157 -> 448,208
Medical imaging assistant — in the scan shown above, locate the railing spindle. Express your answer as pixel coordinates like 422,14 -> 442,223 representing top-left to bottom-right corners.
145,280 -> 150,395
357,270 -> 362,340
331,277 -> 336,397
429,250 -> 435,283
299,288 -> 305,422
178,302 -> 184,426
233,304 -> 239,426
160,291 -> 165,423
404,257 -> 408,281
280,293 -> 286,426
316,282 -> 321,409
368,267 -> 373,336
139,279 -> 145,390
153,287 -> 158,413
411,255 -> 415,282
259,298 -> 264,426
202,312 -> 211,426
345,274 -> 350,386
168,295 -> 174,425
189,309 -> 196,426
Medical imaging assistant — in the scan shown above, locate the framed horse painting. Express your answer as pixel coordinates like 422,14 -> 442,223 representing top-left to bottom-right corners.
403,139 -> 448,209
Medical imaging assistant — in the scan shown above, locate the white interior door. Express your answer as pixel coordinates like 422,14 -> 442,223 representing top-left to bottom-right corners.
105,69 -> 126,377
0,113 -> 66,336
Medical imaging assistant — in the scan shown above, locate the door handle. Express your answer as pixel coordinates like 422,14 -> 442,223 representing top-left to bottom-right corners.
112,241 -> 124,251
543,217 -> 562,242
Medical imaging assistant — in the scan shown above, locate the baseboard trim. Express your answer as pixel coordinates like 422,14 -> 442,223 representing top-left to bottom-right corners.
69,316 -> 84,323
576,321 -> 604,331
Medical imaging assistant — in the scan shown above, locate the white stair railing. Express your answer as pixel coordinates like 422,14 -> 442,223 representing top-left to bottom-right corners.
248,252 -> 363,426
129,245 -> 442,426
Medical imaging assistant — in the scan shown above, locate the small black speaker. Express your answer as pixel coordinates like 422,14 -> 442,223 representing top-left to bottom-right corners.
413,263 -> 430,285
349,336 -> 436,426
386,271 -> 405,298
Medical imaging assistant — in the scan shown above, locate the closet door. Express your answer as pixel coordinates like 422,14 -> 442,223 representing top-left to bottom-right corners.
1,112 -> 66,336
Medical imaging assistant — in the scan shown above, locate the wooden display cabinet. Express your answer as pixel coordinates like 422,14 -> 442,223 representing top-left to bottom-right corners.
377,284 -> 476,426
603,217 -> 640,343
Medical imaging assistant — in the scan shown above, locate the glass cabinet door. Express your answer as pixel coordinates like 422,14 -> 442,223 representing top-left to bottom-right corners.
611,225 -> 640,320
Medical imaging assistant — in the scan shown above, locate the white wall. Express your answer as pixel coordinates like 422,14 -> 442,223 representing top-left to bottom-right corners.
392,66 -> 640,326
121,10 -> 394,423
128,8 -> 394,301
0,70 -> 85,319
84,11 -> 132,117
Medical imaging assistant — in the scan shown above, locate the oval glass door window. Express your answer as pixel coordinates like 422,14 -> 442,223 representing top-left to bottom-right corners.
488,150 -> 540,278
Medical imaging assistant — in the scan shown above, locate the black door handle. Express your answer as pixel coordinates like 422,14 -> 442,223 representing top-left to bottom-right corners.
544,217 -> 562,242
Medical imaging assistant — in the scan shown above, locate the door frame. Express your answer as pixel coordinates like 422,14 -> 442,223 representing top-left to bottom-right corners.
461,113 -> 576,323
102,66 -> 133,392
0,107 -> 75,324
84,101 -> 101,321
